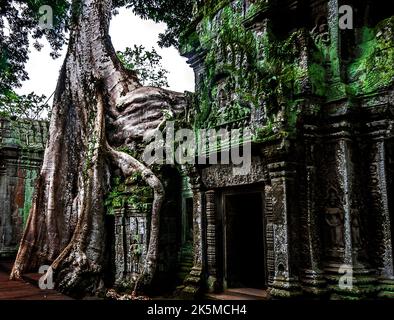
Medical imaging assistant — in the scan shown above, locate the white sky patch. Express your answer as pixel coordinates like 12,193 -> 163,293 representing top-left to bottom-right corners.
2,17 -> 11,37
16,8 -> 195,103
110,8 -> 195,93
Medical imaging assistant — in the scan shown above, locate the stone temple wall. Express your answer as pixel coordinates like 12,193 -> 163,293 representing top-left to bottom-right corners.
178,0 -> 394,299
0,117 -> 48,257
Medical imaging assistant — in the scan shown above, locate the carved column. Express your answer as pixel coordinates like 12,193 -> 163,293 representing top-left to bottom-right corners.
364,122 -> 394,298
182,166 -> 204,298
186,50 -> 207,92
205,190 -> 218,292
327,0 -> 347,100
268,161 -> 302,298
300,125 -> 327,296
322,122 -> 376,299
264,184 -> 275,286
114,206 -> 127,285
0,154 -> 7,257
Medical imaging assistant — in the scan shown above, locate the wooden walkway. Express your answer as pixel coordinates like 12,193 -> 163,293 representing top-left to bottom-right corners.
0,260 -> 73,300
205,288 -> 270,300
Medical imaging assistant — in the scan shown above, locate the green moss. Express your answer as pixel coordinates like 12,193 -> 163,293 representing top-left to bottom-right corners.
244,1 -> 270,21
179,31 -> 200,56
183,2 -> 394,147
348,17 -> 394,95
309,63 -> 327,97
23,169 -> 38,225
116,145 -> 140,159
82,135 -> 97,181
105,172 -> 153,215
190,3 -> 320,138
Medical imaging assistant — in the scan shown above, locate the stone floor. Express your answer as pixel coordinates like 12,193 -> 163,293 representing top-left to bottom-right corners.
0,260 -> 73,300
0,259 -> 271,300
205,288 -> 270,300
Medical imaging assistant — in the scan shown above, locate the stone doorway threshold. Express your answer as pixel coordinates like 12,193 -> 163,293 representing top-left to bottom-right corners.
205,288 -> 270,300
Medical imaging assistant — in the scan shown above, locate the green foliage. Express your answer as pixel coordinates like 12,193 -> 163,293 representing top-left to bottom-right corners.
348,17 -> 394,95
0,90 -> 50,120
117,45 -> 169,87
116,145 -> 140,159
185,2 -> 394,146
1,0 -> 190,121
105,172 -> 153,215
1,0 -> 192,95
190,3 -> 313,137
0,1 -> 70,94
117,0 -> 194,48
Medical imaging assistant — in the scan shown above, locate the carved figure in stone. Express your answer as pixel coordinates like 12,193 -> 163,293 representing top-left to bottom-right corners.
226,44 -> 233,64
325,189 -> 344,249
311,16 -> 330,45
218,88 -> 227,110
131,238 -> 142,273
350,202 -> 363,248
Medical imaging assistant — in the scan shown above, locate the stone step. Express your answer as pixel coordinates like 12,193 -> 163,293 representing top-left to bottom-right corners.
180,260 -> 193,265
205,288 -> 269,301
176,273 -> 189,280
180,258 -> 193,263
177,243 -> 194,284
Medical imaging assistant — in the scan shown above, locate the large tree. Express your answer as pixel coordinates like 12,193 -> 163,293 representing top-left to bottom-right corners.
5,0 -> 192,296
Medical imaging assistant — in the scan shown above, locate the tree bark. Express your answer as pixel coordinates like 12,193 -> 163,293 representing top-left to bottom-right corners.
10,0 -> 186,296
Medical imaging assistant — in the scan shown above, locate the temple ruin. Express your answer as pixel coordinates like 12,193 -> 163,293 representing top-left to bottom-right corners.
0,117 -> 48,258
176,0 -> 394,299
2,0 -> 394,300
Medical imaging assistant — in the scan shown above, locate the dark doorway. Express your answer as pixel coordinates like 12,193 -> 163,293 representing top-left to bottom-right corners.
223,190 -> 265,289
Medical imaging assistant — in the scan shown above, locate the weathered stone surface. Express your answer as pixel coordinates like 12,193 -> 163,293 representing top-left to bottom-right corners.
4,0 -> 394,301
179,0 -> 394,300
0,117 -> 48,257
113,207 -> 149,287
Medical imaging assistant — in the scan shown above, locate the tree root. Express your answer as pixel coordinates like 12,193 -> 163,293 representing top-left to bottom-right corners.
106,142 -> 165,293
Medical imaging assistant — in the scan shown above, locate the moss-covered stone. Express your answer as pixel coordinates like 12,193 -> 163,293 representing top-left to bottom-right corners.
181,1 -> 394,151
181,1 -> 332,144
348,17 -> 394,95
105,172 -> 153,215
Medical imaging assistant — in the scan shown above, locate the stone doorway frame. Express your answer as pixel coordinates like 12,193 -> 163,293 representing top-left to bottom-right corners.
218,185 -> 268,291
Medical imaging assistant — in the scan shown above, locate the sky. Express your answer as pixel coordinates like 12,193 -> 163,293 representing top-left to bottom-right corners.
16,8 -> 195,102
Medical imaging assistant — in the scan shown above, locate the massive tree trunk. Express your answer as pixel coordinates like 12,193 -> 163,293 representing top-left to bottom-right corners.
10,0 -> 186,296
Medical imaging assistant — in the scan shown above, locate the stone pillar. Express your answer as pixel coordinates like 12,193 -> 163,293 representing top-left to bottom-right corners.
268,161 -> 302,298
327,0 -> 347,100
322,123 -> 376,299
264,184 -> 275,286
114,206 -> 127,285
205,190 -> 218,292
187,51 -> 207,92
365,124 -> 394,298
0,157 -> 8,257
300,125 -> 327,296
182,167 -> 204,298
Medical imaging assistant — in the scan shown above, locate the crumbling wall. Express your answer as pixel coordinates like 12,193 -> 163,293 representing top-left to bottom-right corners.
0,117 -> 48,257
